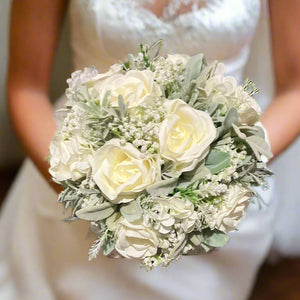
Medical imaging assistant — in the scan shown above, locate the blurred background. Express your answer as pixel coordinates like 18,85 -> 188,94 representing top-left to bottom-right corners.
0,0 -> 299,299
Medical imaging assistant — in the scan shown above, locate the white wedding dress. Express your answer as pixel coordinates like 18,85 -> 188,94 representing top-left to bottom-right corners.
0,0 -> 298,299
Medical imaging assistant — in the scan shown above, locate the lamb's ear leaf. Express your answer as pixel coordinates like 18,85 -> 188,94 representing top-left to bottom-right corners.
216,107 -> 239,139
147,177 -> 179,196
182,54 -> 206,86
205,149 -> 230,175
76,202 -> 116,221
246,135 -> 273,160
147,39 -> 163,61
201,228 -> 229,248
102,239 -> 116,256
120,200 -> 143,222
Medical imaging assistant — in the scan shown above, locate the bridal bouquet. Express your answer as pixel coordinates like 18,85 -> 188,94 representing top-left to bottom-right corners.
49,41 -> 273,269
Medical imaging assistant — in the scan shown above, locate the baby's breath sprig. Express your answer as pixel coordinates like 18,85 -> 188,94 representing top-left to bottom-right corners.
243,78 -> 259,96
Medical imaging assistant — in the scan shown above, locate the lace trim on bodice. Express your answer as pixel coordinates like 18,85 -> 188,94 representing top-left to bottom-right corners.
69,0 -> 261,82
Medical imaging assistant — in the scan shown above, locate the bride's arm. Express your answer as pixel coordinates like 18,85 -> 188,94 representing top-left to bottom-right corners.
7,0 -> 68,191
262,0 -> 300,159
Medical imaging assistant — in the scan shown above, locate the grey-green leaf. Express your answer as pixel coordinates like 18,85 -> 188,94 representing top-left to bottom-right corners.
76,202 -> 116,221
120,200 -> 143,222
202,228 -> 229,248
147,177 -> 178,196
181,161 -> 210,184
189,232 -> 202,246
147,39 -> 163,61
106,212 -> 122,231
205,149 -> 231,174
118,95 -> 127,119
182,54 -> 206,87
102,239 -> 116,256
246,135 -> 273,160
216,107 -> 239,139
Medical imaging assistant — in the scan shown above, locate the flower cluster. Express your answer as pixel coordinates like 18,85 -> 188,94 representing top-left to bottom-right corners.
49,40 -> 273,270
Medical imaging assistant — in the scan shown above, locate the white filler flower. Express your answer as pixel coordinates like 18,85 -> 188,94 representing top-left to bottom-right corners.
159,99 -> 216,173
49,135 -> 91,181
115,219 -> 159,259
90,139 -> 160,204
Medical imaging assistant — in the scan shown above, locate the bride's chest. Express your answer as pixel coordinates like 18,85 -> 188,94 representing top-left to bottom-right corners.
69,0 -> 261,61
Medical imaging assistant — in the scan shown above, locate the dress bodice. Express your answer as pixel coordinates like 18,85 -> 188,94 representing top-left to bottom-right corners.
69,0 -> 261,83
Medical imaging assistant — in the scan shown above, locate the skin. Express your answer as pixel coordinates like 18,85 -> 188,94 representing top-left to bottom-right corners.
7,0 -> 300,193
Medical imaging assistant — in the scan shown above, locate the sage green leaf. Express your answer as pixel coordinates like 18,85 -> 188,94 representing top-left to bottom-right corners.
147,39 -> 163,61
118,95 -> 127,119
106,212 -> 122,231
102,91 -> 111,108
202,228 -> 229,248
214,136 -> 232,147
77,101 -> 97,115
216,107 -> 239,139
246,135 -> 273,160
76,202 -> 116,221
232,123 -> 247,139
187,90 -> 199,107
182,54 -> 206,87
238,125 -> 265,138
102,239 -> 116,256
207,102 -> 219,116
205,149 -> 231,175
179,162 -> 210,188
120,200 -> 143,222
147,177 -> 178,196
189,232 -> 202,246
90,222 -> 102,236
168,236 -> 187,260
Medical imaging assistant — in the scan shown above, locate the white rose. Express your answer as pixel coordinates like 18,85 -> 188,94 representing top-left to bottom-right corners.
93,70 -> 162,108
90,139 -> 160,204
66,64 -> 123,99
215,184 -> 252,232
234,86 -> 261,125
204,63 -> 261,126
86,64 -> 123,86
115,219 -> 159,259
159,99 -> 216,173
205,76 -> 237,97
49,135 -> 91,181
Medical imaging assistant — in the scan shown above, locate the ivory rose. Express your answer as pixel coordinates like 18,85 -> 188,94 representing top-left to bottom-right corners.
204,63 -> 261,125
159,99 -> 216,173
234,86 -> 261,125
215,184 -> 252,232
94,69 -> 162,107
115,219 -> 159,259
90,139 -> 160,204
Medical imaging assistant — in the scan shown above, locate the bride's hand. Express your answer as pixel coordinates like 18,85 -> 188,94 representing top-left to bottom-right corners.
7,0 -> 68,192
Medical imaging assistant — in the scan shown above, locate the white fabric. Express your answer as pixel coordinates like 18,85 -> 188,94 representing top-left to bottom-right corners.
0,0 -> 293,299
244,3 -> 300,257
